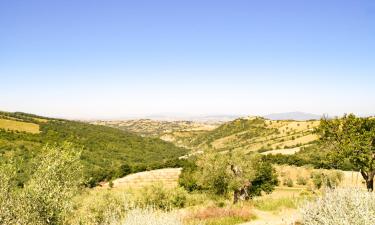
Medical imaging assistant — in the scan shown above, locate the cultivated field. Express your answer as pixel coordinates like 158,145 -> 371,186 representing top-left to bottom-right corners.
0,118 -> 40,133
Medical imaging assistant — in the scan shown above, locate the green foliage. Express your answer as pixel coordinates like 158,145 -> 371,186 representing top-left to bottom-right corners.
0,143 -> 82,225
0,111 -> 188,186
190,118 -> 277,151
136,184 -> 188,210
69,189 -> 130,225
247,160 -> 279,197
178,159 -> 202,192
194,151 -> 256,196
311,170 -> 343,189
297,176 -> 308,185
283,177 -> 294,187
180,151 -> 278,200
253,197 -> 299,211
317,114 -> 375,189
262,142 -> 356,171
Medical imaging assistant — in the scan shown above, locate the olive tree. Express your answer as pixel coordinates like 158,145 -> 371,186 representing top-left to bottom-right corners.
317,114 -> 375,191
0,143 -> 82,225
195,150 -> 277,203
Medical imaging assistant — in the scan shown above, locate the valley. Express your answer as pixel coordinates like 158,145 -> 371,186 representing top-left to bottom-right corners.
0,111 -> 187,186
1,110 -> 373,225
93,116 -> 320,155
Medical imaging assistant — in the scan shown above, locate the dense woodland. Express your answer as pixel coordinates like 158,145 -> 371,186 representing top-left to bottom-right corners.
0,111 -> 188,186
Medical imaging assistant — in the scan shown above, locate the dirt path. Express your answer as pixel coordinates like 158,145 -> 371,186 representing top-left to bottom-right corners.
240,208 -> 299,225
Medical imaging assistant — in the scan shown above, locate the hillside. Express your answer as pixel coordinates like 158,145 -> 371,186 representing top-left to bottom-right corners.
91,119 -> 219,137
0,111 -> 188,186
96,116 -> 321,155
163,116 -> 320,153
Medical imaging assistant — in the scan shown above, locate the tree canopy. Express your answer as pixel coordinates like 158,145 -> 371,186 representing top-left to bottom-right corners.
317,114 -> 375,190
180,151 -> 278,203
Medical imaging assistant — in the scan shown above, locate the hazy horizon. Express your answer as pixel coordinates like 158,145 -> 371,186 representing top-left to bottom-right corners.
1,0 -> 374,119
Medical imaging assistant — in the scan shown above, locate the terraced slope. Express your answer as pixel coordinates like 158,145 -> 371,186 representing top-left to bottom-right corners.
169,117 -> 320,153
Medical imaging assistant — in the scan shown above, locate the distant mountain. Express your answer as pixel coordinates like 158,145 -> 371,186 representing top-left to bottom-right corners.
264,112 -> 322,121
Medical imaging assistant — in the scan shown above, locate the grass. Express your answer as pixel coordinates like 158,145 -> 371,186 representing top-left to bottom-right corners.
187,216 -> 250,225
253,197 -> 297,211
0,118 -> 40,133
123,208 -> 183,225
102,168 -> 182,189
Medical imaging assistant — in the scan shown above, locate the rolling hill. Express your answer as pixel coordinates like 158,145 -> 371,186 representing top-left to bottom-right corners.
96,116 -> 321,155
173,116 -> 320,153
91,119 -> 218,137
0,111 -> 188,186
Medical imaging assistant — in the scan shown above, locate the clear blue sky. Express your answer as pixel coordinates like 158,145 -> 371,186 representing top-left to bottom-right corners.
1,0 -> 374,119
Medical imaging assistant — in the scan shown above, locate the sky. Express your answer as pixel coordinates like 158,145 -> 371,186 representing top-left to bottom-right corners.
1,0 -> 374,119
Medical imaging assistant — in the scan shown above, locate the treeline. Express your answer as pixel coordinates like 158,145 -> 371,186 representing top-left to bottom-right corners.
262,140 -> 356,171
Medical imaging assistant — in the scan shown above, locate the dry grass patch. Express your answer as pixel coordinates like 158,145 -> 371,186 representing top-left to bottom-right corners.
33,118 -> 48,123
185,205 -> 255,225
101,168 -> 182,189
0,118 -> 39,133
270,134 -> 318,149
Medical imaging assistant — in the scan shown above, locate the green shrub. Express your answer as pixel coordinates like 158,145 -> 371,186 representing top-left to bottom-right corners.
311,170 -> 343,189
0,143 -> 82,225
185,151 -> 278,202
178,161 -> 201,192
136,184 -> 188,210
283,177 -> 294,187
296,176 -> 307,185
70,191 -> 129,225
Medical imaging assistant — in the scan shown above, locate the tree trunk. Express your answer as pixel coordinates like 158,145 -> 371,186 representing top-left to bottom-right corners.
233,189 -> 240,204
366,179 -> 374,192
360,169 -> 375,192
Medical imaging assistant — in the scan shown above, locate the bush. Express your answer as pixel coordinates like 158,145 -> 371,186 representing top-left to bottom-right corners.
311,170 -> 343,189
0,143 -> 82,225
248,160 -> 279,197
181,151 -> 278,202
178,161 -> 201,192
136,183 -> 188,210
283,177 -> 294,187
300,188 -> 375,225
70,191 -> 129,225
296,176 -> 307,185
